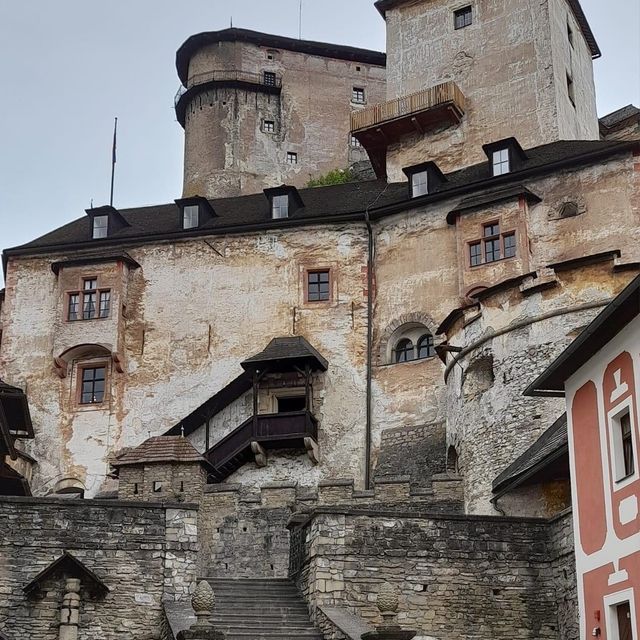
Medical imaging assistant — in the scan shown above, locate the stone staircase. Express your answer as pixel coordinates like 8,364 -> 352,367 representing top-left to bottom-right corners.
206,577 -> 324,639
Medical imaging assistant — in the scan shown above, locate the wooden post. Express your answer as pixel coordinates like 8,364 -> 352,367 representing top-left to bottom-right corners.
252,370 -> 259,438
304,364 -> 311,413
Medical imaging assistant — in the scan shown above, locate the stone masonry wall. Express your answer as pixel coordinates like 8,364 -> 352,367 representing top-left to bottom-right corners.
0,497 -> 198,640
293,508 -> 576,640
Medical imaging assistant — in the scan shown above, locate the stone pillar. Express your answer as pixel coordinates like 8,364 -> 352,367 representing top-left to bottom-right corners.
59,578 -> 81,640
177,581 -> 225,640
361,582 -> 416,640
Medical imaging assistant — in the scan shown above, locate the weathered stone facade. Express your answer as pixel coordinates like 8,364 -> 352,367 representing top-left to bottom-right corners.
0,496 -> 198,639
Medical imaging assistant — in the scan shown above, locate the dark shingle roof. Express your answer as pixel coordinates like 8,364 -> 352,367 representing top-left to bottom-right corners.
242,336 -> 329,372
493,414 -> 568,494
4,140 -> 636,261
600,105 -> 640,129
111,436 -> 206,468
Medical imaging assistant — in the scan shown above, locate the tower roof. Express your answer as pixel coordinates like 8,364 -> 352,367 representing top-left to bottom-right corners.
111,436 -> 206,468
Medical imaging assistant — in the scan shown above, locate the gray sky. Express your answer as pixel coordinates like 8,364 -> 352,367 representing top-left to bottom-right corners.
0,0 -> 639,286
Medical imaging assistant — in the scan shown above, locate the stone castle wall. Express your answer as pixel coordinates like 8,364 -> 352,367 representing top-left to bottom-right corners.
292,507 -> 576,640
0,496 -> 198,640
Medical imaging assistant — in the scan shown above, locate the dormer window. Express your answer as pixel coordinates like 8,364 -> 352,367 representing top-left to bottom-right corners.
403,161 -> 446,198
492,149 -> 510,176
175,196 -> 216,230
272,194 -> 289,219
411,171 -> 428,198
183,205 -> 199,229
264,186 -> 304,220
92,215 -> 109,239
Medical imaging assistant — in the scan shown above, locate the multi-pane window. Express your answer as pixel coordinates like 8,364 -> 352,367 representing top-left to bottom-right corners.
417,334 -> 436,359
183,205 -> 199,229
263,71 -> 277,86
469,224 -> 516,266
411,171 -> 428,198
352,87 -> 366,103
350,135 -> 362,148
454,6 -> 473,29
618,411 -> 636,480
272,194 -> 289,219
92,215 -> 109,239
287,152 -> 298,165
394,338 -> 414,363
263,120 -> 275,133
80,366 -> 106,404
68,278 -> 110,321
492,149 -> 510,176
307,270 -> 330,302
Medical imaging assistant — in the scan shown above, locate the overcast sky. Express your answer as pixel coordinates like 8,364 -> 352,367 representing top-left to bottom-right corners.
0,0 -> 638,286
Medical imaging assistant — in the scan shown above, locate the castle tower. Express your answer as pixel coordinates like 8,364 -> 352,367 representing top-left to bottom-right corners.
175,28 -> 387,198
353,0 -> 601,181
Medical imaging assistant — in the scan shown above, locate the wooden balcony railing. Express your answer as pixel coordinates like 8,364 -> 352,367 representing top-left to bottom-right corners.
350,81 -> 465,132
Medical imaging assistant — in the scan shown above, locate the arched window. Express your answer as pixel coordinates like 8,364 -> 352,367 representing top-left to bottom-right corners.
394,339 -> 415,363
417,334 -> 435,359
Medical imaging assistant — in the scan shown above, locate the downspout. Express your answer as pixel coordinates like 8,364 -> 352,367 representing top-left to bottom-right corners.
363,183 -> 389,490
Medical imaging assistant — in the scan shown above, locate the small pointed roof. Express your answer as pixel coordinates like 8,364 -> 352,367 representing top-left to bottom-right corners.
23,552 -> 109,598
111,436 -> 207,468
241,336 -> 328,373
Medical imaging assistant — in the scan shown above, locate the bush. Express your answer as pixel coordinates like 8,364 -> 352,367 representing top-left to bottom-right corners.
306,168 -> 356,188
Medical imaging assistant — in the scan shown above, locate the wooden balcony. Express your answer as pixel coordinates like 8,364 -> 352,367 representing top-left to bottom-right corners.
206,411 -> 318,482
350,81 -> 466,178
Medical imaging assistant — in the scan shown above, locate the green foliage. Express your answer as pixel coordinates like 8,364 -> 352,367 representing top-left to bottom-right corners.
306,168 -> 356,188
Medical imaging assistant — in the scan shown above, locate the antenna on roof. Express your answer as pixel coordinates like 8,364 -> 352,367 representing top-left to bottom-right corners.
109,117 -> 118,207
90,198 -> 93,209
298,0 -> 303,39
230,16 -> 233,28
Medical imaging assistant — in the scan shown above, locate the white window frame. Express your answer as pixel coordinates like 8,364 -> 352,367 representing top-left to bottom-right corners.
92,215 -> 109,239
492,149 -> 510,176
263,120 -> 276,133
183,205 -> 199,230
603,588 -> 637,640
607,399 -> 639,489
272,194 -> 289,219
411,171 -> 429,197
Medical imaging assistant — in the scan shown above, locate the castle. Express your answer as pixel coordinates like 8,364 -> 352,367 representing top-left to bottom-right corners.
0,0 -> 639,638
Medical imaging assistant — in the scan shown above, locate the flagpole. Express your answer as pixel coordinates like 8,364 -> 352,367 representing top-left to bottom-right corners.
110,117 -> 118,207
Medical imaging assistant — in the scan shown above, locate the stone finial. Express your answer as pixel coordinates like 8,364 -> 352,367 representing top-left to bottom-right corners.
191,580 -> 215,628
377,582 -> 399,625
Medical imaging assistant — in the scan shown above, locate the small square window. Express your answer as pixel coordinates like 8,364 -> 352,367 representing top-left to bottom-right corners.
80,366 -> 106,404
287,152 -> 298,165
492,149 -> 510,176
352,87 -> 366,104
350,135 -> 362,148
307,270 -> 331,302
272,194 -> 289,219
183,204 -> 199,229
264,71 -> 277,86
567,73 -> 576,107
411,171 -> 428,198
484,223 -> 500,238
153,481 -> 163,493
263,120 -> 275,133
92,215 -> 109,239
454,6 -> 473,30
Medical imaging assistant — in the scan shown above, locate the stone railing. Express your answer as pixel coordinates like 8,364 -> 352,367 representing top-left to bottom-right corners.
350,81 -> 465,132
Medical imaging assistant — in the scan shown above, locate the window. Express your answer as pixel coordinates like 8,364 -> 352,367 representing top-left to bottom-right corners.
469,223 -> 516,266
350,135 -> 362,148
133,483 -> 139,495
394,338 -> 415,363
67,277 -> 111,321
411,171 -> 428,198
492,149 -> 510,176
567,73 -> 576,107
263,120 -> 275,133
272,194 -> 289,219
307,270 -> 330,302
352,87 -> 366,103
287,152 -> 298,165
153,481 -> 163,493
92,215 -> 109,239
263,71 -> 277,86
613,410 -> 636,481
79,366 -> 106,404
417,334 -> 436,359
183,204 -> 199,229
454,6 -> 473,29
